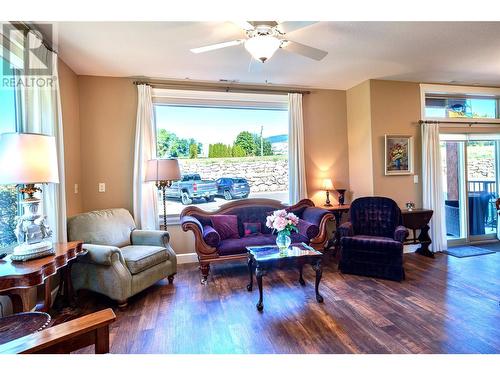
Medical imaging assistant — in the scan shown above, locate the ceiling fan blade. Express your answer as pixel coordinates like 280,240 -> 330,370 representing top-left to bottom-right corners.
232,21 -> 255,31
276,21 -> 317,34
281,40 -> 328,61
190,40 -> 244,54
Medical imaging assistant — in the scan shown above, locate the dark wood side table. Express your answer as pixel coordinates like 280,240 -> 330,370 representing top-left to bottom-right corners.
0,312 -> 51,345
321,204 -> 350,253
0,241 -> 84,313
401,209 -> 434,258
246,243 -> 324,312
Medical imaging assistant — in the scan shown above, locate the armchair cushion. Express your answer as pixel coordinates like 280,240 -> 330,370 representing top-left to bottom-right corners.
120,245 -> 170,275
297,219 -> 319,240
203,225 -> 221,247
131,229 -> 170,247
341,235 -> 403,254
394,225 -> 409,243
80,244 -> 124,266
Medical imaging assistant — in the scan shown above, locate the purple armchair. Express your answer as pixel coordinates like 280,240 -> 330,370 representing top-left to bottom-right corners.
181,198 -> 333,284
338,196 -> 408,281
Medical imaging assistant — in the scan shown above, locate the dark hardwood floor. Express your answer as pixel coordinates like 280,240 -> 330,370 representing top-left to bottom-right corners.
56,251 -> 500,354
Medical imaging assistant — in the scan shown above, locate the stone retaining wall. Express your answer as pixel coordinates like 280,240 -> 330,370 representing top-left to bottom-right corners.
179,157 -> 288,192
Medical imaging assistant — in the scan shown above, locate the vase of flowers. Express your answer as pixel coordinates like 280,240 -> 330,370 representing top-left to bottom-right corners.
266,209 -> 299,253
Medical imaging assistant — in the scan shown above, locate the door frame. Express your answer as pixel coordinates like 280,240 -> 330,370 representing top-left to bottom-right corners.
441,135 -> 499,245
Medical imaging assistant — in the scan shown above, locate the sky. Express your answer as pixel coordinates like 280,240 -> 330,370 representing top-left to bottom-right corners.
154,105 -> 288,148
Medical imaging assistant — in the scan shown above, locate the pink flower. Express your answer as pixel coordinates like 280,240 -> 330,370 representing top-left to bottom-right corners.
273,216 -> 287,231
265,216 -> 274,229
287,212 -> 299,225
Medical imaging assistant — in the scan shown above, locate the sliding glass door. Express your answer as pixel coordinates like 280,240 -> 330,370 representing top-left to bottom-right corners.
441,135 -> 500,244
466,140 -> 498,240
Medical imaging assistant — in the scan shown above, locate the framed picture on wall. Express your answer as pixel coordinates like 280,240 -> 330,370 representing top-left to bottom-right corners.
384,135 -> 414,175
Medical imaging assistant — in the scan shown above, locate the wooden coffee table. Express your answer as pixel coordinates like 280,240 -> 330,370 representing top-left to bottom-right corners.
246,243 -> 324,311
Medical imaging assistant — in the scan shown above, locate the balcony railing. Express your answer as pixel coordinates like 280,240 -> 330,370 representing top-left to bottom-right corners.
468,180 -> 497,230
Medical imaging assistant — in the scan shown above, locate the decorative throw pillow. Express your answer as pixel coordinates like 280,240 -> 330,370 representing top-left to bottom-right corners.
297,219 -> 320,239
243,222 -> 261,237
203,225 -> 221,247
211,215 -> 240,240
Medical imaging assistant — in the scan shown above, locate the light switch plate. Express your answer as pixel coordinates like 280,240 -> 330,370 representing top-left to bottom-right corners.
74,183 -> 79,194
413,175 -> 419,184
98,183 -> 106,192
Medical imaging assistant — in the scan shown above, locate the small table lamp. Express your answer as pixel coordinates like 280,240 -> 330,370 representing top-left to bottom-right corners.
323,178 -> 334,207
145,158 -> 181,229
0,133 -> 59,261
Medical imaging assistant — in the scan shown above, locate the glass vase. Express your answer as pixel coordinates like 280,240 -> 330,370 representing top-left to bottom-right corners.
276,231 -> 291,253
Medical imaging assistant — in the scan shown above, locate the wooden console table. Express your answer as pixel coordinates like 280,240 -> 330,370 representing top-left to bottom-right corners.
0,241 -> 84,313
321,204 -> 350,253
401,209 -> 434,258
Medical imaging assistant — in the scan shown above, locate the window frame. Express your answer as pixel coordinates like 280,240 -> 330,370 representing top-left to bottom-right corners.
420,84 -> 500,124
151,88 -> 289,224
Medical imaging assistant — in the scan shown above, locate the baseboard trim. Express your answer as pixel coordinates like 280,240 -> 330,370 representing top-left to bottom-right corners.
177,252 -> 198,264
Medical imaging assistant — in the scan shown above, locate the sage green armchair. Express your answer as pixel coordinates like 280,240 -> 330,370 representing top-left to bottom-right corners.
67,208 -> 177,307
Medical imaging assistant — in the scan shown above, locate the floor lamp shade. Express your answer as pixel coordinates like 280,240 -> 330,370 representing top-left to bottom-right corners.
145,159 -> 181,182
145,158 -> 181,230
0,132 -> 59,185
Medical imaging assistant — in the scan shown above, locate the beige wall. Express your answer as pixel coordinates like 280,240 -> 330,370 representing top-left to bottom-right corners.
78,76 -> 137,213
71,77 -> 350,254
303,89 -> 349,206
345,80 -> 423,208
58,59 -> 83,217
370,80 -> 422,208
346,80 -> 374,200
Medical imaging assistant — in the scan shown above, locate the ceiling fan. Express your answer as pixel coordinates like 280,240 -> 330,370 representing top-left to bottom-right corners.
190,21 -> 328,63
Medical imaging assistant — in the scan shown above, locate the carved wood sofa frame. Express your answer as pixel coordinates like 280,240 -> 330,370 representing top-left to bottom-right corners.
180,198 -> 333,283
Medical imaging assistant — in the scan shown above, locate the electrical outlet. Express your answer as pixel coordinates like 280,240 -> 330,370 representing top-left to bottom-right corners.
98,183 -> 106,193
74,183 -> 79,194
413,175 -> 419,184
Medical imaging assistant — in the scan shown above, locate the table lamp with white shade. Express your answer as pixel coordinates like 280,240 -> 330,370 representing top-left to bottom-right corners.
0,132 -> 59,261
322,178 -> 334,207
145,158 -> 181,230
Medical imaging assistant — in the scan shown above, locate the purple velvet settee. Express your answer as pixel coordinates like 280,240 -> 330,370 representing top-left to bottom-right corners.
180,198 -> 333,284
338,196 -> 409,281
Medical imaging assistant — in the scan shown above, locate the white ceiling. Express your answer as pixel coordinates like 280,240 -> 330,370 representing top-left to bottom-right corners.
54,21 -> 500,90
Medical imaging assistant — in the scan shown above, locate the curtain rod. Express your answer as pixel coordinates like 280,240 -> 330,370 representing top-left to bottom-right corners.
133,80 -> 311,95
9,22 -> 57,54
419,120 -> 500,126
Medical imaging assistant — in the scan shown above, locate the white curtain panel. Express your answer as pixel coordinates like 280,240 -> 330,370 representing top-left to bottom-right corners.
21,46 -> 67,242
133,84 -> 159,230
288,93 -> 308,204
421,123 -> 447,252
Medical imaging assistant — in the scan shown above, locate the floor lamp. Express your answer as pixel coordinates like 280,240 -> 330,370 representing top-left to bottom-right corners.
145,158 -> 181,230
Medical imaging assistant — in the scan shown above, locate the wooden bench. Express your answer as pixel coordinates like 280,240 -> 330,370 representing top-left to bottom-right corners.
0,308 -> 116,354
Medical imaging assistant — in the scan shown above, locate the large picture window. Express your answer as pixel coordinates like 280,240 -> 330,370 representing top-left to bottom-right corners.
152,89 -> 289,216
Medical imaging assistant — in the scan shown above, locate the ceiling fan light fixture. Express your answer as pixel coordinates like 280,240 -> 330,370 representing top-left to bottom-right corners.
244,35 -> 281,63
